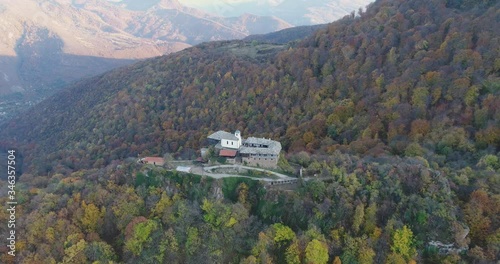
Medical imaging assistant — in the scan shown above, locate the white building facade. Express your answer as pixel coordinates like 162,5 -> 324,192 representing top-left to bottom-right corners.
207,130 -> 282,168
207,130 -> 242,149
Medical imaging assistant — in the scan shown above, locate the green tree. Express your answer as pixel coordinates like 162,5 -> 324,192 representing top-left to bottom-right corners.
62,239 -> 88,264
391,225 -> 416,261
285,240 -> 301,264
237,182 -> 249,206
307,180 -> 326,201
273,223 -> 296,245
112,187 -> 144,231
352,203 -> 365,234
200,198 -> 234,229
305,239 -> 329,264
125,220 -> 159,256
358,244 -> 376,264
151,192 -> 173,219
364,203 -> 378,234
80,201 -> 105,233
252,232 -> 274,263
385,252 -> 406,264
412,87 -> 429,111
85,241 -> 117,262
185,227 -> 201,255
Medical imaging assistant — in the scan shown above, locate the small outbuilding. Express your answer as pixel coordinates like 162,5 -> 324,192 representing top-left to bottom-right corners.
176,166 -> 192,173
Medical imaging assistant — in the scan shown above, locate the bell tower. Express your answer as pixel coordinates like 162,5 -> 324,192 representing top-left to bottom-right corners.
235,130 -> 242,148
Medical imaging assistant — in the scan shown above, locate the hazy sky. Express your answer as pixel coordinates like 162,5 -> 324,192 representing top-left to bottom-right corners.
179,0 -> 284,6
178,0 -> 286,16
105,0 -> 371,25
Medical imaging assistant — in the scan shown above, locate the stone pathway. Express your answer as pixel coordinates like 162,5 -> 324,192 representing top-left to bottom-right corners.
188,165 -> 297,182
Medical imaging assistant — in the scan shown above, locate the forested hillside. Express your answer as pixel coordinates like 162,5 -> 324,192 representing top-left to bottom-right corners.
0,0 -> 499,263
243,24 -> 327,44
2,0 -> 498,175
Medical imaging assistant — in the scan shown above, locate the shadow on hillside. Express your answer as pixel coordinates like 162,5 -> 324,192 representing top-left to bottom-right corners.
0,54 -> 138,95
0,54 -> 139,124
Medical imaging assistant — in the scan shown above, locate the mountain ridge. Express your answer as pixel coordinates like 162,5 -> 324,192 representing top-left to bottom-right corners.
0,0 -> 292,122
1,0 -> 498,174
243,24 -> 328,44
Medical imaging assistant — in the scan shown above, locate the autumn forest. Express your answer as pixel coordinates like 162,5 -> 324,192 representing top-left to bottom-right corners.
0,0 -> 499,263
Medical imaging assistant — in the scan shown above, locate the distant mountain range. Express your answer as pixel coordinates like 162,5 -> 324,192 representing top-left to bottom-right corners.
0,0 -> 291,97
179,0 -> 373,26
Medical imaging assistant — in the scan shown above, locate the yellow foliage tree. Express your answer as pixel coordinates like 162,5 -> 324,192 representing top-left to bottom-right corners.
81,201 -> 105,233
305,239 -> 329,264
391,225 -> 416,261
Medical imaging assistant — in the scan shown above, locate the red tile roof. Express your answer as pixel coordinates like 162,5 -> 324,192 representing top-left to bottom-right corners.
143,157 -> 165,163
219,149 -> 237,157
